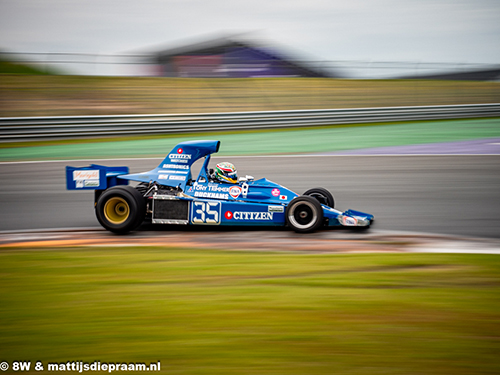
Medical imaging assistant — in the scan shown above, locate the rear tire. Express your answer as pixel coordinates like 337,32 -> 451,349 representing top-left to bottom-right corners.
286,196 -> 324,233
95,186 -> 146,234
303,187 -> 335,208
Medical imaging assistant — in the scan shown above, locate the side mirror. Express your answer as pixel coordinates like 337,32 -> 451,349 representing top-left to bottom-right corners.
238,175 -> 254,183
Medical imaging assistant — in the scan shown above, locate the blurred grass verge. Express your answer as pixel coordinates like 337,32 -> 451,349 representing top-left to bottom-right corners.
1,247 -> 499,374
0,59 -> 53,76
1,74 -> 500,118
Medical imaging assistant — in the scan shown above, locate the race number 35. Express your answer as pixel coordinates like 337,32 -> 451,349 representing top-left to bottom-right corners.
191,201 -> 221,224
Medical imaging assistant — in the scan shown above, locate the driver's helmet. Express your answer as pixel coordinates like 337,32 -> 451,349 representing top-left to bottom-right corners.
215,162 -> 237,183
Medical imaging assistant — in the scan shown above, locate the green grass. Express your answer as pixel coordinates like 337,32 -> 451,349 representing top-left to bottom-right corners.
0,59 -> 51,75
1,247 -> 499,374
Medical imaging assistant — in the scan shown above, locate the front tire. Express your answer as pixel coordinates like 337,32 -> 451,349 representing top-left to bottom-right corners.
286,196 -> 324,233
95,186 -> 146,234
303,187 -> 335,208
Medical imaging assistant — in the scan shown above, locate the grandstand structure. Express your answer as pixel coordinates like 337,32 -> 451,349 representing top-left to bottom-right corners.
145,35 -> 337,78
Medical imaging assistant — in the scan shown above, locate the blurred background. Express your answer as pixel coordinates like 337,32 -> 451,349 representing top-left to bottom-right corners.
1,44 -> 499,117
1,0 -> 500,117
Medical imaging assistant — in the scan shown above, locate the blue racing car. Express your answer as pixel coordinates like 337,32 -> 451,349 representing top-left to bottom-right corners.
66,140 -> 373,234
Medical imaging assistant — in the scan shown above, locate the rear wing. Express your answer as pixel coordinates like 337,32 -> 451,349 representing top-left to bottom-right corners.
66,164 -> 129,190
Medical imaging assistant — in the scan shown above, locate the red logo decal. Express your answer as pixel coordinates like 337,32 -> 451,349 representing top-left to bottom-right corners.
177,148 -> 183,154
271,188 -> 280,197
229,186 -> 242,199
225,211 -> 233,220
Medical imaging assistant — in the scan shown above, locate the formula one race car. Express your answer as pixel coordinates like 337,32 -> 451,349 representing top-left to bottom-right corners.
66,140 -> 373,234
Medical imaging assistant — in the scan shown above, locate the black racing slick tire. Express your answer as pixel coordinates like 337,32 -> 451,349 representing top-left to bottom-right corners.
95,185 -> 146,234
286,196 -> 324,233
303,187 -> 335,208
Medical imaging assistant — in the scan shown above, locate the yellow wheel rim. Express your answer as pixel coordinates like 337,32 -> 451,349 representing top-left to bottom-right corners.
104,197 -> 130,224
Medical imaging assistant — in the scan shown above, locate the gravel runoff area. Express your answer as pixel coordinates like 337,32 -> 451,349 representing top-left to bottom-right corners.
2,228 -> 500,255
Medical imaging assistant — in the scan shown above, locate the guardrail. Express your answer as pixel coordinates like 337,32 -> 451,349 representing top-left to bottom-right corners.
1,104 -> 499,142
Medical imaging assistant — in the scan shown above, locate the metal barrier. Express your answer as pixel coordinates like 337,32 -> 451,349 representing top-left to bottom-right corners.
1,104 -> 499,142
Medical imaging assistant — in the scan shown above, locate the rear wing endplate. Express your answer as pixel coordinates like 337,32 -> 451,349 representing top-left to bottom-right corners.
66,164 -> 129,190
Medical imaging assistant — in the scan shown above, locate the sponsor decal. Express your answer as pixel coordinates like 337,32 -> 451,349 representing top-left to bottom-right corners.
177,148 -> 183,154
168,158 -> 188,164
194,191 -> 229,199
271,188 -> 280,197
73,170 -> 99,180
158,174 -> 169,180
279,195 -> 287,200
194,184 -> 207,191
194,184 -> 230,193
225,211 -> 233,220
162,164 -> 189,170
159,169 -> 188,174
188,186 -> 194,192
229,211 -> 274,221
229,186 -> 242,199
342,216 -> 358,226
268,205 -> 284,213
73,170 -> 100,189
169,154 -> 191,160
169,175 -> 186,181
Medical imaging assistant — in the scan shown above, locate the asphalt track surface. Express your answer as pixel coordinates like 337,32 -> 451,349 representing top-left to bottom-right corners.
1,151 -> 499,240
